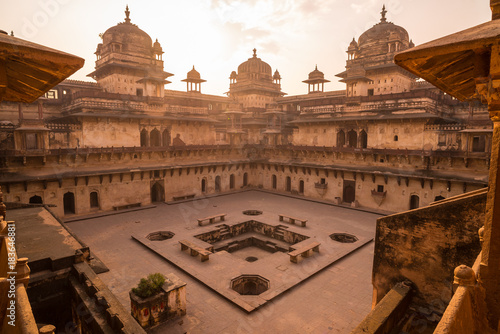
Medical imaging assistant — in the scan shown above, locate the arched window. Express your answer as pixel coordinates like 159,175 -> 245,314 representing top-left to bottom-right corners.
230,174 -> 235,189
29,195 -> 43,204
286,176 -> 291,192
63,192 -> 75,215
337,130 -> 345,147
347,130 -> 357,148
140,129 -> 149,147
90,191 -> 99,208
359,130 -> 367,148
434,195 -> 445,202
272,175 -> 277,189
162,129 -> 171,147
215,176 -> 221,192
410,195 -> 420,210
243,173 -> 248,187
150,129 -> 161,147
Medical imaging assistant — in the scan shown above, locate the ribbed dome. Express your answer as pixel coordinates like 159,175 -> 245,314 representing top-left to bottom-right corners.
102,6 -> 152,58
237,49 -> 272,78
357,6 -> 410,56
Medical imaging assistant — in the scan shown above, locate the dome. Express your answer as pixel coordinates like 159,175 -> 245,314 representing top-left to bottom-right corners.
308,66 -> 325,80
230,71 -> 238,79
152,38 -> 163,55
348,38 -> 358,51
237,48 -> 272,79
357,6 -> 410,55
187,66 -> 201,80
101,6 -> 153,58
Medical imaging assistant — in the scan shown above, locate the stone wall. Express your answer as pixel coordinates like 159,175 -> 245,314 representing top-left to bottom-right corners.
372,189 -> 486,313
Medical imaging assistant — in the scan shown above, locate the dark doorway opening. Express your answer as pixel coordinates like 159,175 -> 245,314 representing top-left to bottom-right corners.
272,175 -> 277,189
299,180 -> 304,194
410,195 -> 420,210
63,192 -> 75,215
343,180 -> 356,203
215,176 -> 221,192
230,174 -> 235,189
29,195 -> 43,204
286,176 -> 291,192
243,173 -> 248,187
151,182 -> 165,202
90,191 -> 99,209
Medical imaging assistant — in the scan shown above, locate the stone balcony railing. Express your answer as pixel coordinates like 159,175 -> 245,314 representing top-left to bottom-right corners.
314,182 -> 328,189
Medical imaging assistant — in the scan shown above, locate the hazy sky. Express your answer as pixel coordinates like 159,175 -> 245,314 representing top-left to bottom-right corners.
1,0 -> 492,96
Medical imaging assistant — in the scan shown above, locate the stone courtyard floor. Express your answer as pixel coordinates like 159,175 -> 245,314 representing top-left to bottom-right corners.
67,190 -> 383,334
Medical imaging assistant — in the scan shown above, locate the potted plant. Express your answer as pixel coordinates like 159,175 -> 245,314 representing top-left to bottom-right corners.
129,273 -> 167,328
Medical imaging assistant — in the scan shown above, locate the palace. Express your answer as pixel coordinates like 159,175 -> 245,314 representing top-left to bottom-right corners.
0,6 -> 491,218
0,4 -> 496,333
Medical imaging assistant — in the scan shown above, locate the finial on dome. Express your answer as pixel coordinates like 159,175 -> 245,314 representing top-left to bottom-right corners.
253,48 -> 257,57
125,5 -> 131,23
192,65 -> 196,70
315,64 -> 318,70
380,5 -> 387,22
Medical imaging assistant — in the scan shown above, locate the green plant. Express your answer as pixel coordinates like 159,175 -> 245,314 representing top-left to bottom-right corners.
132,273 -> 166,298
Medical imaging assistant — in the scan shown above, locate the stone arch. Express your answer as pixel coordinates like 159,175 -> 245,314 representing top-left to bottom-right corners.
150,128 -> 161,147
410,194 -> 420,210
29,195 -> 43,204
63,192 -> 75,215
215,175 -> 221,192
90,191 -> 99,209
151,182 -> 165,202
162,129 -> 171,147
201,178 -> 207,193
140,129 -> 149,147
359,130 -> 367,149
230,174 -> 235,189
337,130 -> 345,147
347,130 -> 357,148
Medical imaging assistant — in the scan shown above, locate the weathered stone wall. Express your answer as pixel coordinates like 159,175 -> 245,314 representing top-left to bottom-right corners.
372,190 -> 486,313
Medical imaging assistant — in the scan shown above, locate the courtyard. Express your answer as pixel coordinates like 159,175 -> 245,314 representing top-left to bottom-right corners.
66,190 -> 382,333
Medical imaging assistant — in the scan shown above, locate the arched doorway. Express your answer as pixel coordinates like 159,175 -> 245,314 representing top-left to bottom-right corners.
215,176 -> 221,193
272,175 -> 277,189
299,180 -> 304,194
343,180 -> 356,203
347,130 -> 357,148
359,130 -> 367,148
230,174 -> 235,189
151,182 -> 165,202
286,176 -> 291,192
29,195 -> 43,204
162,129 -> 171,147
337,130 -> 345,147
140,129 -> 149,147
410,195 -> 420,209
201,178 -> 207,193
243,173 -> 248,187
63,192 -> 75,215
150,129 -> 161,147
90,191 -> 99,209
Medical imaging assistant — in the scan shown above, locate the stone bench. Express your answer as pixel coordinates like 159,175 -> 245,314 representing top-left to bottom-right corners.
172,194 -> 195,201
287,241 -> 320,263
197,213 -> 227,226
279,214 -> 307,227
178,240 -> 213,262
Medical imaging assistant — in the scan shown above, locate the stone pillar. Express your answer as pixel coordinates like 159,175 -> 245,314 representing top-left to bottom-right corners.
477,42 -> 500,329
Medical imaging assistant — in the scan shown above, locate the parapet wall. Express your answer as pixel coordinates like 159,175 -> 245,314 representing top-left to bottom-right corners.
372,189 -> 486,313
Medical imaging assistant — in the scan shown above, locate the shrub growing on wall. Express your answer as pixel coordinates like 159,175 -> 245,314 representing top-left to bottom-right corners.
132,273 -> 166,298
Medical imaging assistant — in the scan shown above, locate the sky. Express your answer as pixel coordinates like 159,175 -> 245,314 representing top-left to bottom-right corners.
1,0 -> 492,96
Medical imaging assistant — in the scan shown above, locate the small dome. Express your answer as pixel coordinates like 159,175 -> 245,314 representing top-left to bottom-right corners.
308,65 -> 325,80
453,265 -> 476,286
348,38 -> 358,51
237,48 -> 272,79
230,71 -> 238,79
153,38 -> 163,54
187,66 -> 201,80
101,6 -> 153,58
273,69 -> 281,80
